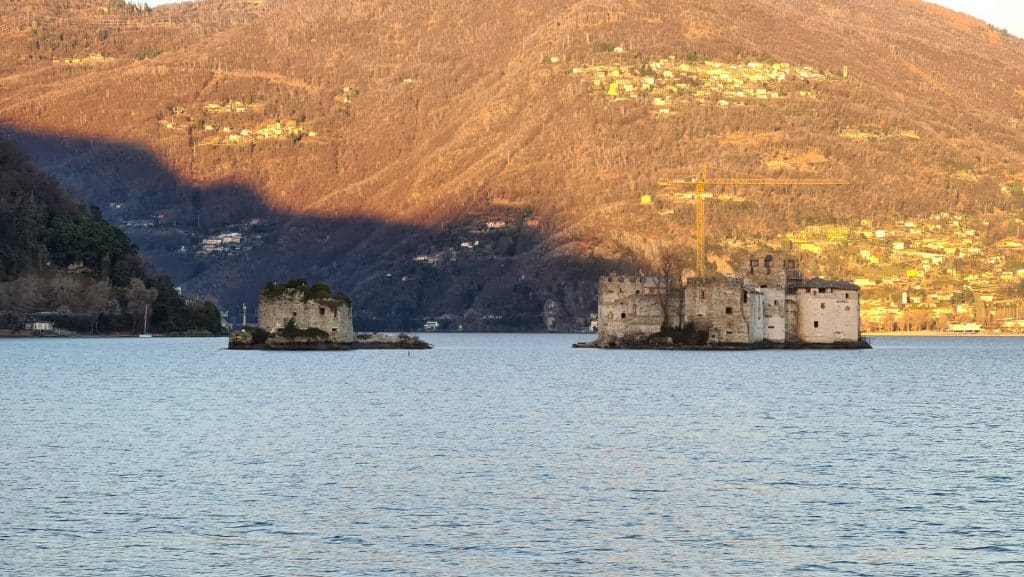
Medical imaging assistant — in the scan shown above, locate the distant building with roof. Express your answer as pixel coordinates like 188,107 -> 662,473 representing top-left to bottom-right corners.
23,312 -> 58,333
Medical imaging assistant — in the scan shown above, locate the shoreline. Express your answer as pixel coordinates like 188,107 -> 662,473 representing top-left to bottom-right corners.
574,338 -> 872,350
5,330 -> 1023,340
0,331 -> 224,339
864,331 -> 1024,337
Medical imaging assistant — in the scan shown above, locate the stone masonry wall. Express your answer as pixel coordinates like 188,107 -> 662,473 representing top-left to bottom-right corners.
593,256 -> 862,347
793,287 -> 860,344
597,275 -> 679,342
258,289 -> 355,343
758,286 -> 786,343
742,255 -> 794,344
685,277 -> 761,344
785,295 -> 801,343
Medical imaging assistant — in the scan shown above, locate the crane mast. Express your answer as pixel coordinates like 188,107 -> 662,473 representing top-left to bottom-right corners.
653,169 -> 848,277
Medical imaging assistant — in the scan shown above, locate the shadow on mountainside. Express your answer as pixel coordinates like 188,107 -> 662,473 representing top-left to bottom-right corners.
2,126 -> 619,331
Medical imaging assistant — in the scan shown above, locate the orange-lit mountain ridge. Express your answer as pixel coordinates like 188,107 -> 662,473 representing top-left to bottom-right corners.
1,0 -> 1022,329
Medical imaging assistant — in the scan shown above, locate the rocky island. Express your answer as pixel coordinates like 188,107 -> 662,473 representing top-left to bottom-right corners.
228,279 -> 430,350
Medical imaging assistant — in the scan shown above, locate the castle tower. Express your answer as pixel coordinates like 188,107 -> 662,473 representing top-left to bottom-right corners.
596,274 -> 670,344
743,254 -> 794,344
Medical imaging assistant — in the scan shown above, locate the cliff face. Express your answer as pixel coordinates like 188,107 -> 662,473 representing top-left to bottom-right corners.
1,0 -> 1022,328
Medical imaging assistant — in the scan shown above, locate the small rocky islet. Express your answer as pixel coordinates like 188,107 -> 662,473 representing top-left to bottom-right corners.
228,279 -> 430,350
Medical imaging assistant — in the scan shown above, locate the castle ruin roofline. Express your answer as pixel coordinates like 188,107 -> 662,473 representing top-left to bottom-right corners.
685,275 -> 745,287
260,279 -> 352,308
601,273 -> 671,286
788,278 -> 861,291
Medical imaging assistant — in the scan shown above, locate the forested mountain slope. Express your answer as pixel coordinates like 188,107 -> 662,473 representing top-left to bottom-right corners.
1,0 -> 1021,329
0,138 -> 223,334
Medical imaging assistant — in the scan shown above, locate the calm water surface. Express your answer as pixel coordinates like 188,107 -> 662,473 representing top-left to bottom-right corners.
1,334 -> 1022,576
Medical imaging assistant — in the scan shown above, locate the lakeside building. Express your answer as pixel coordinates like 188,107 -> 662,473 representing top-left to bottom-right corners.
594,254 -> 863,348
23,313 -> 57,333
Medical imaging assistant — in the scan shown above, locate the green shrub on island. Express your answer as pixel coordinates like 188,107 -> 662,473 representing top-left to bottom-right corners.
308,282 -> 332,300
260,279 -> 351,306
260,279 -> 306,299
653,323 -> 709,346
245,326 -> 270,344
279,319 -> 329,340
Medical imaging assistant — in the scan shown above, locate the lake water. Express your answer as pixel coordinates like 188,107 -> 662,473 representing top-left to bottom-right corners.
1,334 -> 1021,576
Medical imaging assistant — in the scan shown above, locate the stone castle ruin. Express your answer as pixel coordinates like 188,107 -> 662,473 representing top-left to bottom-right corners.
597,275 -> 680,339
591,254 -> 866,348
256,279 -> 355,343
229,279 -> 429,350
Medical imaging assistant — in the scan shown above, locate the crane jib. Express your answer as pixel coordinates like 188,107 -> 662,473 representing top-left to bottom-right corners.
648,174 -> 848,277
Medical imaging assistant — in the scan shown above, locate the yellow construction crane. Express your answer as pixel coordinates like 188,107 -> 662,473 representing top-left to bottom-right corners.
646,168 -> 848,277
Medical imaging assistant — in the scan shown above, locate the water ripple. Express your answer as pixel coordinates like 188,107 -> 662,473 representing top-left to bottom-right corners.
1,334 -> 1022,576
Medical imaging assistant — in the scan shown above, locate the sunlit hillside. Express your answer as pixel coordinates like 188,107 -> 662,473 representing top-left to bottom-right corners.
1,0 -> 1022,329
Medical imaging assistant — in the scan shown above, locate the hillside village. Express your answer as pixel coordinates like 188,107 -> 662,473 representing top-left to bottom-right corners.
570,56 -> 834,115
155,94 -> 348,146
110,202 -> 270,259
106,190 -> 1024,334
52,53 -> 116,66
768,210 -> 1024,332
839,127 -> 921,142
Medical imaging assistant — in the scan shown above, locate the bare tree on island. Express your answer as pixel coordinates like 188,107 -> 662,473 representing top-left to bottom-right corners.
82,282 -> 112,334
673,249 -> 694,329
126,278 -> 157,334
653,244 -> 689,329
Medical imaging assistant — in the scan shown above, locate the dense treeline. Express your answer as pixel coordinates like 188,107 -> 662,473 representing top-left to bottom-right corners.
0,139 -> 224,334
0,140 -> 140,281
0,0 -> 268,72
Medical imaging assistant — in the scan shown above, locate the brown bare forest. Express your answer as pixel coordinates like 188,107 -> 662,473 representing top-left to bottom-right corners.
1,0 -> 1022,329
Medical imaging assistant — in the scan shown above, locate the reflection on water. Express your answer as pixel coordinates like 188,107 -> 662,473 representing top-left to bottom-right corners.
1,335 -> 1021,576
